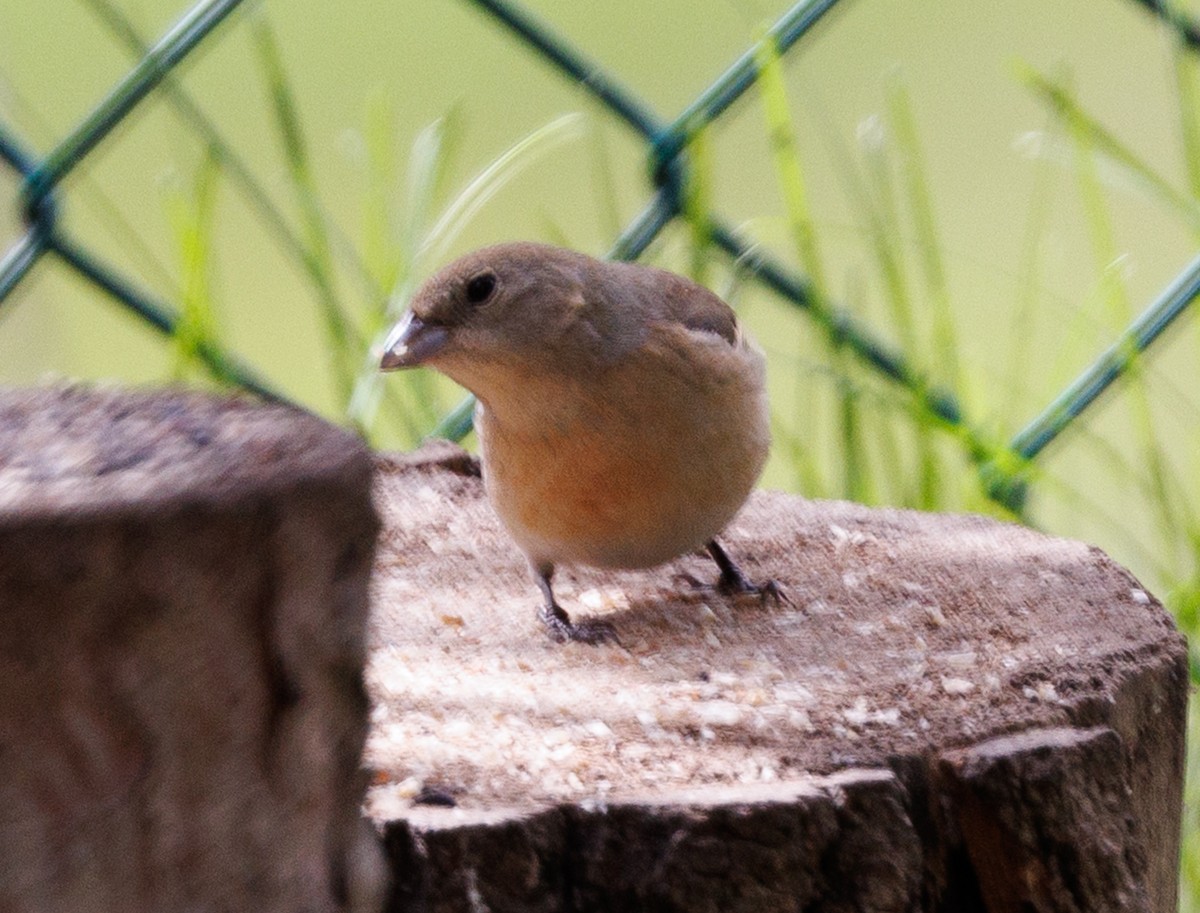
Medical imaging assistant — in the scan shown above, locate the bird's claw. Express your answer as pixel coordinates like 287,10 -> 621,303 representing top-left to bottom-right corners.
716,572 -> 793,607
678,567 -> 792,607
704,540 -> 792,607
672,572 -> 708,590
538,605 -> 621,646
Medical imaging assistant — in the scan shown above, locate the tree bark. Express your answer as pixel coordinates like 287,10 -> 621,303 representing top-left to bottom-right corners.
367,442 -> 1187,913
0,385 -> 385,913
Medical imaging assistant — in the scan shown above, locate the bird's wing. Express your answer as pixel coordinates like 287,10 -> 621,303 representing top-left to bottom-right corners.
585,259 -> 743,369
646,269 -> 739,346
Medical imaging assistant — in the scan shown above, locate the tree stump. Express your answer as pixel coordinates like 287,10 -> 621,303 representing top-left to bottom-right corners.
367,442 -> 1188,913
0,385 -> 385,913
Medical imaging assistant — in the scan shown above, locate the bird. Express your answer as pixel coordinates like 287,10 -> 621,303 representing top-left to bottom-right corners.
380,241 -> 783,644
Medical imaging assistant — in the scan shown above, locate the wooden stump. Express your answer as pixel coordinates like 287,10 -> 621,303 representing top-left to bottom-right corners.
367,442 -> 1187,913
0,385 -> 384,913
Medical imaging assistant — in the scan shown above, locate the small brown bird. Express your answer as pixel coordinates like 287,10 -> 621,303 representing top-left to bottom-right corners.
380,242 -> 781,643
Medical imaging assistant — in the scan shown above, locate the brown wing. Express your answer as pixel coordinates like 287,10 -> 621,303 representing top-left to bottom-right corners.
655,270 -> 739,345
606,260 -> 739,346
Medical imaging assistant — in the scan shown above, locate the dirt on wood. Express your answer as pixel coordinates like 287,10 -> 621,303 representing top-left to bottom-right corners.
364,441 -> 1183,820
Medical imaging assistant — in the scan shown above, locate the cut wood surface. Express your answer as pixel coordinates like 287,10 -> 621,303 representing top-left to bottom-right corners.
0,386 -> 384,913
367,441 -> 1187,913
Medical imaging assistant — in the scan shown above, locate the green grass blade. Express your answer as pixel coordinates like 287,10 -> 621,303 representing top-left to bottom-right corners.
355,114 -> 583,441
165,145 -> 224,381
588,118 -> 624,243
1020,62 -> 1200,238
251,12 -> 357,406
1053,71 -> 1183,553
754,31 -> 828,297
1008,116 -> 1059,427
837,278 -> 874,503
387,113 -> 463,438
856,117 -> 945,508
421,112 -> 585,264
1172,38 -> 1200,201
681,125 -> 715,288
348,115 -> 459,439
755,32 -> 855,500
401,110 -> 462,269
0,66 -> 179,295
428,395 -> 476,443
857,116 -> 919,357
360,93 -> 402,298
83,0 -> 383,312
886,77 -> 959,392
824,110 -> 941,508
771,407 -> 827,497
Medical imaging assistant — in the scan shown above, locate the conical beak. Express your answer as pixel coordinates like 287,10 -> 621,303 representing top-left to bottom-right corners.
380,312 -> 450,370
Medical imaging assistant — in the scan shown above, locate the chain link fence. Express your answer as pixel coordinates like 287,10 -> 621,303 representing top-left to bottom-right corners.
2,0 -> 1199,904
1,0 -> 1198,521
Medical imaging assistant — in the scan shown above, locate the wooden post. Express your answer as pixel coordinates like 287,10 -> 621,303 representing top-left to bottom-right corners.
367,443 -> 1187,913
0,386 -> 385,913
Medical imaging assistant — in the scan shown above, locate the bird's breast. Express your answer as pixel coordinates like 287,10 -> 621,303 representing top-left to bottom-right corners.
476,332 -> 769,570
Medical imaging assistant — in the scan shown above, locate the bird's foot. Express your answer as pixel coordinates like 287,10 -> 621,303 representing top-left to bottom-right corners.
675,568 -> 791,606
672,571 -> 708,590
716,568 -> 792,606
538,603 -> 620,646
706,540 -> 792,606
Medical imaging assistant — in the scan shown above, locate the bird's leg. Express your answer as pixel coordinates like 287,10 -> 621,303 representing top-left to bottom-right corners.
706,540 -> 790,605
534,564 -> 620,645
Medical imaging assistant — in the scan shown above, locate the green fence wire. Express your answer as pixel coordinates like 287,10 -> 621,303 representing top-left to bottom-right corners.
0,0 -> 280,401
1,0 -> 1198,517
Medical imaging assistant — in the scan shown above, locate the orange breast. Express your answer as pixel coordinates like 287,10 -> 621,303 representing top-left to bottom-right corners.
476,325 -> 770,571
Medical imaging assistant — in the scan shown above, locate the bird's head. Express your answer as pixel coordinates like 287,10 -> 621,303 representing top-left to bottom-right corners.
379,242 -> 610,387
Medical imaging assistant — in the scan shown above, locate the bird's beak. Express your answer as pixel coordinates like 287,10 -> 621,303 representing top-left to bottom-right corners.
380,312 -> 450,370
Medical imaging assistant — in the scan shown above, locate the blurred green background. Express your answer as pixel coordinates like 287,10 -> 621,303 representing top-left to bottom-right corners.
2,0 -> 1198,903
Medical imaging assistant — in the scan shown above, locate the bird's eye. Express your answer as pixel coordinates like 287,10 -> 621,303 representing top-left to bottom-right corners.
465,271 -> 497,304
